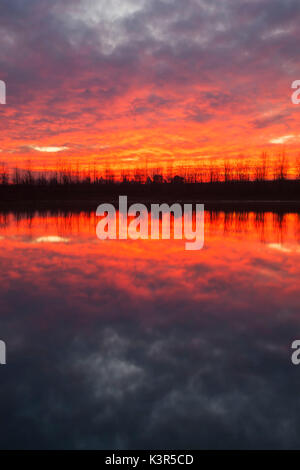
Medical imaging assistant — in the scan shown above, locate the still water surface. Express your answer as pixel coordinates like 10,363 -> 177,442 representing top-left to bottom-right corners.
0,210 -> 300,449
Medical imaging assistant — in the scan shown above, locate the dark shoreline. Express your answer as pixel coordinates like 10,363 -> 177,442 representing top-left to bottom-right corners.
1,199 -> 300,214
1,179 -> 300,213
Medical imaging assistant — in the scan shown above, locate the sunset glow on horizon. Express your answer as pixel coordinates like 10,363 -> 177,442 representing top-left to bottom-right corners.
1,1 -> 300,451
1,0 -> 300,174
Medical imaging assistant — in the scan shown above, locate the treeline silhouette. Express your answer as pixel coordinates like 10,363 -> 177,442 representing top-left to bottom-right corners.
1,152 -> 300,204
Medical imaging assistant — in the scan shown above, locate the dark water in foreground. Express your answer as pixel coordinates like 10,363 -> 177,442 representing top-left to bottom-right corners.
0,210 -> 300,449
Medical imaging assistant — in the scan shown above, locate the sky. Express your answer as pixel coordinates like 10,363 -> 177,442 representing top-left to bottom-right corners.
0,0 -> 300,173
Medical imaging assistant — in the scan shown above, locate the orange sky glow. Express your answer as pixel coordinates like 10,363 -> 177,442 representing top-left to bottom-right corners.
0,0 -> 300,177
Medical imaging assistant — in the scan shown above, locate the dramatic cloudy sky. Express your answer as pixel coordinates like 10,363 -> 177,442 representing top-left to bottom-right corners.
0,0 -> 300,171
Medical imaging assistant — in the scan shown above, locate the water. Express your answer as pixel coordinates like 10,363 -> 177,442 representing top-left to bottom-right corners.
0,210 -> 300,449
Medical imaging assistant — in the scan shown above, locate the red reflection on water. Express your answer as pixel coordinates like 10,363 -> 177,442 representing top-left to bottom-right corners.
0,211 -> 299,324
